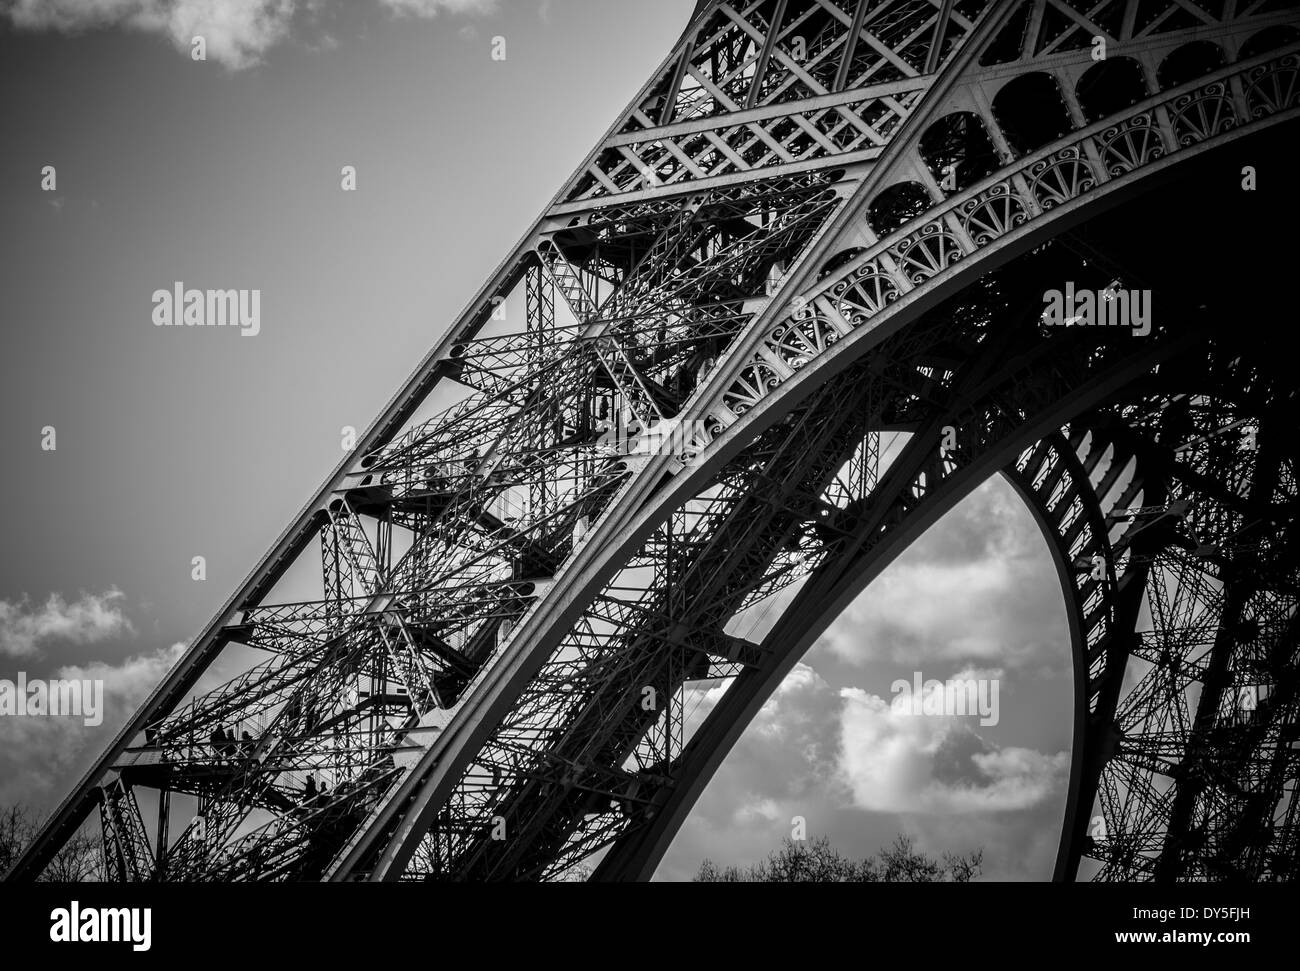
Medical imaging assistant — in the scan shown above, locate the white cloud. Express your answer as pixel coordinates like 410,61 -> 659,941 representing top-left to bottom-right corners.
0,642 -> 186,807
659,660 -> 1069,880
378,0 -> 498,17
694,662 -> 849,816
56,640 -> 186,696
161,0 -> 298,69
820,477 -> 1066,670
1,0 -> 499,69
659,660 -> 1070,879
0,588 -> 133,659
661,479 -> 1074,879
837,683 -> 1067,815
658,662 -> 854,879
4,0 -> 300,69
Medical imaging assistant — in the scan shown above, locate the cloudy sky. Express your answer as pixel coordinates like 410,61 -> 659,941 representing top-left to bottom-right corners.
0,0 -> 1072,880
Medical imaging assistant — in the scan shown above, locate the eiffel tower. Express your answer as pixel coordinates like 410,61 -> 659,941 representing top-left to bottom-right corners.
9,0 -> 1300,883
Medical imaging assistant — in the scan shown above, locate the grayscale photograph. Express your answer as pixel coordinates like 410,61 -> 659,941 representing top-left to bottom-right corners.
0,0 -> 1295,953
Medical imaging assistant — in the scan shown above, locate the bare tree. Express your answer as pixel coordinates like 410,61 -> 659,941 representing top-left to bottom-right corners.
0,804 -> 105,882
0,804 -> 32,877
694,834 -> 982,882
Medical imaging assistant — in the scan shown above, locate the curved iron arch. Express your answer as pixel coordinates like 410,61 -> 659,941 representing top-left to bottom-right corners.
329,47 -> 1300,883
13,1 -> 1300,886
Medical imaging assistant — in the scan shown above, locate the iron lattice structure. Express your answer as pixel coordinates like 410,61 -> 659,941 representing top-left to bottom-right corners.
9,0 -> 1300,883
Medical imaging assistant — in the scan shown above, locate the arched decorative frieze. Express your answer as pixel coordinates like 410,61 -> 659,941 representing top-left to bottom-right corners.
1095,113 -> 1167,177
1168,78 -> 1238,144
720,360 -> 782,417
1026,144 -> 1099,209
1245,51 -> 1300,117
706,48 -> 1300,437
831,265 -> 902,325
959,181 -> 1030,243
764,312 -> 846,372
891,221 -> 966,283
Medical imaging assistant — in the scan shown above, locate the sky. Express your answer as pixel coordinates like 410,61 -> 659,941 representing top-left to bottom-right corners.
0,0 -> 1072,881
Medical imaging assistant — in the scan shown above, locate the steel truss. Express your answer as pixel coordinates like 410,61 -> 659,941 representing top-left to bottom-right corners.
8,0 -> 1300,883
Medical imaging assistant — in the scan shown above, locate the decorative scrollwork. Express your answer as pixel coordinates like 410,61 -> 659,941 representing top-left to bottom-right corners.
1028,145 -> 1098,210
768,315 -> 840,370
702,55 -> 1294,429
1169,82 -> 1237,145
891,222 -> 964,283
722,361 -> 782,415
959,182 -> 1029,245
1097,114 -> 1166,177
833,265 -> 899,325
1245,53 -> 1300,118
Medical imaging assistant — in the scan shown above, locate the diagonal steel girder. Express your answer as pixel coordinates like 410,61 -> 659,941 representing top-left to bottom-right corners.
7,0 -> 987,882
